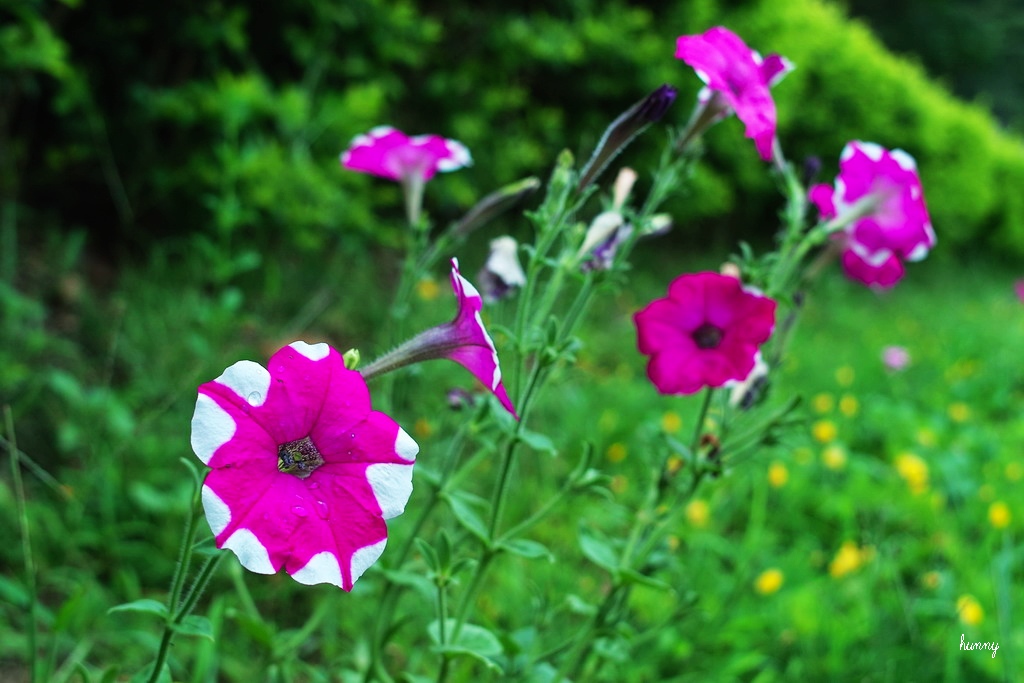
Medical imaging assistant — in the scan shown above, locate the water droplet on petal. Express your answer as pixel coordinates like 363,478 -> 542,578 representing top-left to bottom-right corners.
292,506 -> 308,517
315,500 -> 329,519
308,482 -> 319,490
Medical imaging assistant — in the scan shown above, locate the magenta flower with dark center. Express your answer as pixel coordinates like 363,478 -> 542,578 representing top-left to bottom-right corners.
190,341 -> 418,590
674,26 -> 793,161
359,259 -> 519,420
634,272 -> 777,395
810,141 -> 935,288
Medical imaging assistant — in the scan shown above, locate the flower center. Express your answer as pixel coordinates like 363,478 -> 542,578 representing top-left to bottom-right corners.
692,323 -> 723,349
277,436 -> 325,479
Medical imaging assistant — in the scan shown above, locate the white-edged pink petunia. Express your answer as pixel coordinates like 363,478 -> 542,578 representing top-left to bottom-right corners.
190,341 -> 418,591
359,259 -> 519,419
810,141 -> 936,288
341,126 -> 472,226
674,26 -> 793,161
443,259 -> 518,418
341,126 -> 472,182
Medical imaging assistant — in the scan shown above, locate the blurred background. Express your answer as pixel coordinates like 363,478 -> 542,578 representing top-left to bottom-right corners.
3,0 -> 1024,262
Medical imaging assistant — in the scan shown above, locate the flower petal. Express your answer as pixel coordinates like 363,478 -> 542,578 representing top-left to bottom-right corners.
445,258 -> 519,419
341,127 -> 472,182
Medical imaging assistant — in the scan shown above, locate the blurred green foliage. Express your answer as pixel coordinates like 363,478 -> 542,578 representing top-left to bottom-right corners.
3,0 -> 1024,265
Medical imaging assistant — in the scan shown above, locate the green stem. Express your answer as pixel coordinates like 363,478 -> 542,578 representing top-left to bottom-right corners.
147,483 -> 205,683
5,406 -> 38,683
434,576 -> 451,683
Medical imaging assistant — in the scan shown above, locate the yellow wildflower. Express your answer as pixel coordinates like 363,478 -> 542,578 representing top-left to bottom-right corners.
957,595 -> 984,626
768,461 -> 789,488
947,402 -> 971,423
661,411 -> 682,434
822,445 -> 847,470
685,499 -> 710,528
811,393 -> 835,414
895,452 -> 929,495
754,568 -> 784,595
829,541 -> 872,578
838,394 -> 859,417
415,277 -> 440,301
812,420 -> 838,444
605,442 -> 627,463
413,418 -> 433,439
988,501 -> 1011,529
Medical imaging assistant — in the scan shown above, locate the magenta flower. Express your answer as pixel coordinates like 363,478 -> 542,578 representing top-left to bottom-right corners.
810,141 -> 936,288
340,126 -> 472,225
881,345 -> 911,372
341,126 -> 471,182
359,259 -> 519,419
634,272 -> 777,395
190,341 -> 418,590
674,26 -> 793,161
1014,279 -> 1024,303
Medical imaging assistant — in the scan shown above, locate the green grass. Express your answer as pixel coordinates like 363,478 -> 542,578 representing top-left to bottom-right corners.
1,239 -> 1021,682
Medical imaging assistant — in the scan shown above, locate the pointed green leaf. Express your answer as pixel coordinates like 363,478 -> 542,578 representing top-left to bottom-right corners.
107,599 -> 169,619
579,530 -> 618,574
442,492 -> 490,544
171,614 -> 215,640
500,538 -> 554,561
427,619 -> 505,671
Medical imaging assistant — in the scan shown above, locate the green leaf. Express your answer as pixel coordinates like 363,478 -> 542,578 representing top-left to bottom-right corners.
500,538 -> 554,561
578,530 -> 618,574
171,614 -> 215,641
442,492 -> 491,544
427,619 -> 505,672
107,599 -> 168,620
517,428 -> 557,455
618,568 -> 672,591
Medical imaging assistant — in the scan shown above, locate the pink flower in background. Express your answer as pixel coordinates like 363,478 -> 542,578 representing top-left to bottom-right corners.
1015,279 -> 1024,302
359,259 -> 519,419
190,342 -> 418,591
340,126 -> 472,182
634,272 -> 777,395
341,126 -> 472,225
810,141 -> 935,288
881,345 -> 911,372
674,26 -> 793,161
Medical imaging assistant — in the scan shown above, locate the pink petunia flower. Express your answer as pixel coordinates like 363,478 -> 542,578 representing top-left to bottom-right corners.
340,126 -> 472,225
674,26 -> 793,161
634,272 -> 777,395
190,341 -> 418,590
359,259 -> 519,419
810,141 -> 936,288
341,126 -> 471,182
881,345 -> 911,372
1014,279 -> 1024,303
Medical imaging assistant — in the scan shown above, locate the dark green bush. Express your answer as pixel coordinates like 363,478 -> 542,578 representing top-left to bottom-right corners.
3,0 -> 1024,265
